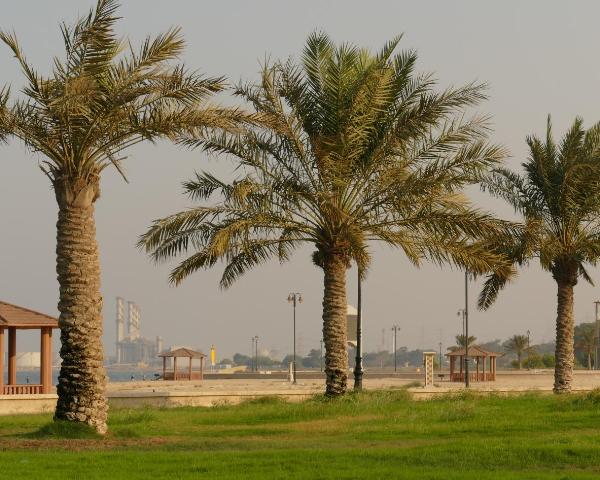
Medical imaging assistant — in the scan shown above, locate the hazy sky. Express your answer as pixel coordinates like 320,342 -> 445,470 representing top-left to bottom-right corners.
3,1 -> 600,360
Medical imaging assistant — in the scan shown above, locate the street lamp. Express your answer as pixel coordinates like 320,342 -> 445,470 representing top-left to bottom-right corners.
391,325 -> 400,372
526,329 -> 531,370
251,337 -> 255,372
438,342 -> 443,371
354,268 -> 364,391
287,292 -> 303,384
594,301 -> 600,370
254,335 -> 259,372
456,271 -> 470,388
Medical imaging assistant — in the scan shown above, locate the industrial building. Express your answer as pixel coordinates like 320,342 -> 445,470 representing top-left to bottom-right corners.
114,297 -> 163,366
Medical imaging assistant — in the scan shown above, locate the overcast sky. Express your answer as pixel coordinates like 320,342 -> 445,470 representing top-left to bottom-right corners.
2,1 -> 600,360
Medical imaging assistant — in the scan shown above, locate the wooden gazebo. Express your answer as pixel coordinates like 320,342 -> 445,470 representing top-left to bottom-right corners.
0,301 -> 59,394
159,347 -> 206,381
446,346 -> 502,382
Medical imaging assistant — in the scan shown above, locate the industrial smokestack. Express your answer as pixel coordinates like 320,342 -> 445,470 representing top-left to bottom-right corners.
127,301 -> 141,340
116,297 -> 125,363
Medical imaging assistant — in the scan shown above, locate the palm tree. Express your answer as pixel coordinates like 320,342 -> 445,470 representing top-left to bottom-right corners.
0,0 -> 250,433
140,33 -> 514,396
575,326 -> 595,370
480,117 -> 600,392
453,335 -> 477,350
504,334 -> 529,369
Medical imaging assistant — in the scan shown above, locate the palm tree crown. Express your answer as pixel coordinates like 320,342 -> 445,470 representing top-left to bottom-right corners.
0,0 -> 246,187
140,33 -> 513,395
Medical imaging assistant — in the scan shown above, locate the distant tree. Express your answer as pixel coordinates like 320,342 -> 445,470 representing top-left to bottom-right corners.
301,349 -> 322,369
454,335 -> 477,349
478,339 -> 503,353
219,358 -> 233,366
480,117 -> 600,392
281,354 -> 303,369
233,353 -> 252,366
504,334 -> 529,369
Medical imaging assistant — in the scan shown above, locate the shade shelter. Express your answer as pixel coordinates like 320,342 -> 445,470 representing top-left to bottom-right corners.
446,345 -> 502,382
159,348 -> 206,381
0,301 -> 59,394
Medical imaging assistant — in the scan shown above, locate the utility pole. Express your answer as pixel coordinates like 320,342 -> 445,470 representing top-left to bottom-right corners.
391,325 -> 400,372
354,268 -> 364,390
439,341 -> 442,371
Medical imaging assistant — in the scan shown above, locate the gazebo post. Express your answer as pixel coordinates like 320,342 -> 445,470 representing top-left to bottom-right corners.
493,356 -> 497,380
173,357 -> 178,380
482,354 -> 486,381
40,327 -> 52,394
476,356 -> 480,381
8,328 -> 16,385
0,327 -> 4,392
162,356 -> 166,380
200,356 -> 204,381
188,356 -> 192,380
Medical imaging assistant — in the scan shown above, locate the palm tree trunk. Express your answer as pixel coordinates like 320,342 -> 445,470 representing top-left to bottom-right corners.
517,354 -> 522,370
322,253 -> 348,396
588,352 -> 592,371
553,278 -> 576,393
53,176 -> 108,434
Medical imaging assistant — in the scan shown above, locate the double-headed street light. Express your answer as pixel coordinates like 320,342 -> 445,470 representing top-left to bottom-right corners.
287,292 -> 303,384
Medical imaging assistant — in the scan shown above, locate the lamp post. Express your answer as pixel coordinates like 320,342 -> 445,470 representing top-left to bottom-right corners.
456,272 -> 470,387
526,329 -> 531,370
354,268 -> 364,391
287,292 -> 303,384
251,337 -> 255,372
594,301 -> 600,370
391,325 -> 400,372
254,335 -> 259,372
439,342 -> 443,371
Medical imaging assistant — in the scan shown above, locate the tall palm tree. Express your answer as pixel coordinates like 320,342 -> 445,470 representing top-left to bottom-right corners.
504,334 -> 529,369
575,326 -> 595,370
140,33 -> 514,396
0,0 -> 250,433
480,117 -> 600,392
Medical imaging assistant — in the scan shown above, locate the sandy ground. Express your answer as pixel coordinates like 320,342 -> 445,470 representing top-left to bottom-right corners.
106,371 -> 600,395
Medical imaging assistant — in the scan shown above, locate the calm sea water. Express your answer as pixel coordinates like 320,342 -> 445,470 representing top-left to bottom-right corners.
12,368 -> 162,385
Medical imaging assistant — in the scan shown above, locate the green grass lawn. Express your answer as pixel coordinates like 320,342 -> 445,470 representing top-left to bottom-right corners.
1,389 -> 599,479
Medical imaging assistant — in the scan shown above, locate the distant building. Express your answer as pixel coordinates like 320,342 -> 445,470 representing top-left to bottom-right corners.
114,298 -> 162,366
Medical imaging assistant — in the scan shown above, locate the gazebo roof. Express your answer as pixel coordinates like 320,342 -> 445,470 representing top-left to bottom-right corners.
158,347 -> 206,358
0,301 -> 58,329
445,345 -> 503,357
